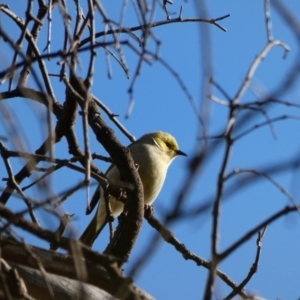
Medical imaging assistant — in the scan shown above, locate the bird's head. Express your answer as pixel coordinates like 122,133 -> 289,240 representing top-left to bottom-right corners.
141,132 -> 187,159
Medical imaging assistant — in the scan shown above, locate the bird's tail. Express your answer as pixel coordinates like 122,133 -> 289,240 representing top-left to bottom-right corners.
79,206 -> 107,247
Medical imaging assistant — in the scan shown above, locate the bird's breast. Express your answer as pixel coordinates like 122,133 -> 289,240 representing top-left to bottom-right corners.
131,144 -> 169,204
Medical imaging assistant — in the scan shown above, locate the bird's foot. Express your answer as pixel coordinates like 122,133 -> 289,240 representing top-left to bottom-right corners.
144,204 -> 155,219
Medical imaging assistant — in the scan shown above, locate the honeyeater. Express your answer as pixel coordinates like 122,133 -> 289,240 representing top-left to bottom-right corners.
79,131 -> 187,247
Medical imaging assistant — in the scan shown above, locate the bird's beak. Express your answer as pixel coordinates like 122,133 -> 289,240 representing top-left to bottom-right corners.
176,150 -> 187,156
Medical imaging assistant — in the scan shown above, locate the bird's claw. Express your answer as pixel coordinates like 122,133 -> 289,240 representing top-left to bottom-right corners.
144,204 -> 155,219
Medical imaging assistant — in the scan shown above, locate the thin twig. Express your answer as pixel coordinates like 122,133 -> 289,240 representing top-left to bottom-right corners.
220,206 -> 298,260
234,115 -> 300,141
144,214 -> 249,298
224,227 -> 267,299
264,0 -> 273,42
79,14 -> 231,48
0,142 -> 40,225
43,0 -> 52,55
226,168 -> 300,215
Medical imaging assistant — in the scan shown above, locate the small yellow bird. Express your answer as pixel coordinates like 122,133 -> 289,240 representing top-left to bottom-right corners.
79,131 -> 187,247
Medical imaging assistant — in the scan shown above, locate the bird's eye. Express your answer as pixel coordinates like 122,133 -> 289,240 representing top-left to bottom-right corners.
165,142 -> 172,148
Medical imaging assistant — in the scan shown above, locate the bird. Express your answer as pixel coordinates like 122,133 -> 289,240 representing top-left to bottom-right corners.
79,131 -> 187,247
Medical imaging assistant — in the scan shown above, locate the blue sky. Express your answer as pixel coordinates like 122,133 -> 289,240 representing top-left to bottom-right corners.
1,0 -> 300,299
